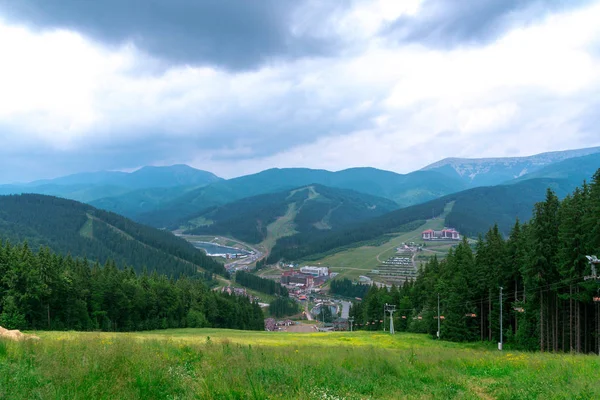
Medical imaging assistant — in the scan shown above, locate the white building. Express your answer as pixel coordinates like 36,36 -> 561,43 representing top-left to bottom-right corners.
300,266 -> 329,277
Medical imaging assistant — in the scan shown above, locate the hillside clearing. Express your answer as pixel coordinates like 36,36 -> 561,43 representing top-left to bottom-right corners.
1,329 -> 598,399
315,202 -> 457,281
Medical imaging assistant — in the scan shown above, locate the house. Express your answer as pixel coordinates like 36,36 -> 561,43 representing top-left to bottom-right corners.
422,228 -> 460,241
281,272 -> 314,287
264,318 -> 276,331
300,266 -> 329,277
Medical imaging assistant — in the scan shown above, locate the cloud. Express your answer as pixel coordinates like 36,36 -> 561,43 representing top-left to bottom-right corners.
1,1 -> 600,183
382,0 -> 593,48
0,0 -> 341,71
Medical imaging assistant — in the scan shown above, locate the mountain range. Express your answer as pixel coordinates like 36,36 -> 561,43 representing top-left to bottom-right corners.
134,167 -> 465,227
0,165 -> 221,203
1,146 -> 598,265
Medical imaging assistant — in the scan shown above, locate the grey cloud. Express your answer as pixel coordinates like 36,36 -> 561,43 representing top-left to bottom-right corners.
0,91 -> 381,182
0,0 -> 339,71
382,0 -> 592,48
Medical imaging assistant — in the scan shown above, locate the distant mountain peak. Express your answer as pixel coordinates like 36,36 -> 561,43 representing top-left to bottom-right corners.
422,147 -> 600,171
420,146 -> 600,186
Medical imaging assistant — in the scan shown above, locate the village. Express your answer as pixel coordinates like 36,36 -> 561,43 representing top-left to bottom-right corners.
220,228 -> 464,333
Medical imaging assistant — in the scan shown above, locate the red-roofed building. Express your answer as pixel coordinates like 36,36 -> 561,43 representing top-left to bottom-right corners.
422,228 -> 460,241
422,229 -> 435,240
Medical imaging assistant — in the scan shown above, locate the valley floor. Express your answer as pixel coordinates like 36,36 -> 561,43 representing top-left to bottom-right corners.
1,329 -> 598,399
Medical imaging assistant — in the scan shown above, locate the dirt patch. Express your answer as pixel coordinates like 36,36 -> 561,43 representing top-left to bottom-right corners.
0,326 -> 40,341
286,324 -> 318,333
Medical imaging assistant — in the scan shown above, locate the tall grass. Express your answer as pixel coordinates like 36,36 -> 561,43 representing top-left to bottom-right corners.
1,330 -> 599,399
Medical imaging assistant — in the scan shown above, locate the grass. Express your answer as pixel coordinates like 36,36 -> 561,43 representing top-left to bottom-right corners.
315,203 -> 456,281
78,215 -> 94,239
1,329 -> 598,399
260,203 -> 299,252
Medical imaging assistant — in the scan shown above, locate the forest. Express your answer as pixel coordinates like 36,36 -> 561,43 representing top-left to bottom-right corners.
329,278 -> 370,299
0,241 -> 263,331
350,170 -> 600,353
235,270 -> 288,297
268,297 -> 300,318
266,178 -> 583,263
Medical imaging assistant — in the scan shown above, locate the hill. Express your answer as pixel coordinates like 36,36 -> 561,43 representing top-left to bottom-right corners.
421,146 -> 600,187
267,176 -> 587,263
0,165 -> 222,204
137,167 -> 465,227
183,184 -> 400,245
89,185 -> 197,218
0,194 -> 226,277
511,152 -> 600,183
27,164 -> 222,189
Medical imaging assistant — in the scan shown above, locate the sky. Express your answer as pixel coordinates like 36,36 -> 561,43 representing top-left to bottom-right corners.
1,0 -> 599,182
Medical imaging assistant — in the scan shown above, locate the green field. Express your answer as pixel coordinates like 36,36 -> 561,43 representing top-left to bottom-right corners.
1,329 -> 598,399
314,203 -> 458,281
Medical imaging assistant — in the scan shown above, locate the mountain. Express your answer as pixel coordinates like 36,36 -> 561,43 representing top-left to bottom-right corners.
183,184 -> 400,245
0,165 -> 222,203
421,146 -> 600,187
0,183 -> 131,203
511,152 -> 600,184
27,164 -> 222,189
267,173 -> 594,263
89,186 -> 198,218
0,194 -> 226,277
137,167 -> 466,227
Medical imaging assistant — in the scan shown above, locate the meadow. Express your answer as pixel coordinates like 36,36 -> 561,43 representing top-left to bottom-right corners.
1,329 -> 599,399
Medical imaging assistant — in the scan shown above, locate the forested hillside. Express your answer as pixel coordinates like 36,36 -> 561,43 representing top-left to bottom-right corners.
266,196 -> 447,263
89,185 -> 198,218
349,169 -> 600,353
0,241 -> 263,331
0,194 -> 226,277
444,178 -> 578,236
267,177 -> 583,263
183,185 -> 399,244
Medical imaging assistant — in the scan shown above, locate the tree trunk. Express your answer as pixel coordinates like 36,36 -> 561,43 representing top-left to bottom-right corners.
540,289 -> 544,352
488,291 -> 492,342
480,302 -> 484,341
569,285 -> 573,352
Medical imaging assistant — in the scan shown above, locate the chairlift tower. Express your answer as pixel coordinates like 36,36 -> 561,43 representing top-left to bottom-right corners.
349,317 -> 354,332
385,303 -> 396,334
584,255 -> 600,281
586,256 -> 600,356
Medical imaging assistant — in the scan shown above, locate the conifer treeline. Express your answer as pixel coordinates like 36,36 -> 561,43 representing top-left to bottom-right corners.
268,297 -> 300,318
235,270 -> 288,297
351,170 -> 600,353
330,278 -> 370,299
0,242 -> 264,331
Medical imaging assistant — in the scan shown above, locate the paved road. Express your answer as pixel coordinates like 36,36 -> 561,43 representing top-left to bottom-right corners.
341,301 -> 351,319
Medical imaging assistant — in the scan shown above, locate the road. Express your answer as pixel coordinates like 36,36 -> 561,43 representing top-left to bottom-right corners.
304,303 -> 313,321
341,301 -> 351,319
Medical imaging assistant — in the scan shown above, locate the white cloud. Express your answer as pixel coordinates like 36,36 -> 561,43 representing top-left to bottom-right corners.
1,2 -> 600,181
